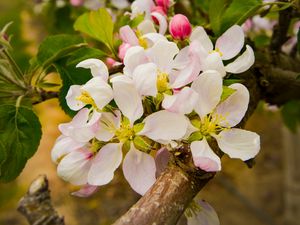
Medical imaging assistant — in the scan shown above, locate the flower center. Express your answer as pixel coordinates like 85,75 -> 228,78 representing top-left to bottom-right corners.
136,30 -> 148,49
200,114 -> 226,136
76,91 -> 97,108
115,120 -> 135,143
210,47 -> 223,57
157,71 -> 169,92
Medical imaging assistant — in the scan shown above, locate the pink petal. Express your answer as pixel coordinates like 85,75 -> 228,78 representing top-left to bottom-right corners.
71,184 -> 99,197
119,25 -> 139,46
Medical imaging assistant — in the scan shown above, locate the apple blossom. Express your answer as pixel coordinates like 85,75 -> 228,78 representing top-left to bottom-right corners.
155,0 -> 171,13
169,14 -> 192,40
190,25 -> 255,77
187,70 -> 260,172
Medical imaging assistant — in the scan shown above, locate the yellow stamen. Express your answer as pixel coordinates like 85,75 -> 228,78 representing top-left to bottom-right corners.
115,120 -> 135,143
136,30 -> 148,49
200,114 -> 227,136
76,91 -> 97,108
157,71 -> 169,93
209,47 -> 223,57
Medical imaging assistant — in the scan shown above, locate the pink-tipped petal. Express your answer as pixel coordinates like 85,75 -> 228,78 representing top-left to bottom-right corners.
119,25 -> 139,46
123,145 -> 156,195
151,12 -> 168,34
71,184 -> 99,197
155,148 -> 170,177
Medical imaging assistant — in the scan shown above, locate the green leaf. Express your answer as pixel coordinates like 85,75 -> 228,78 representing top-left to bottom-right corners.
209,0 -> 231,34
281,100 -> 300,133
221,86 -> 236,102
66,47 -> 106,66
74,8 -> 114,51
0,141 -> 7,176
36,34 -> 86,69
54,62 -> 92,116
0,103 -> 42,182
220,0 -> 262,33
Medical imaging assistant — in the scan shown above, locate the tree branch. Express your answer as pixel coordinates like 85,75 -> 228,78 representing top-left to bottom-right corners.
18,175 -> 65,225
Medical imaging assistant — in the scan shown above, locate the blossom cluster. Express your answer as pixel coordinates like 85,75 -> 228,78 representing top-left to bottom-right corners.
52,0 -> 260,199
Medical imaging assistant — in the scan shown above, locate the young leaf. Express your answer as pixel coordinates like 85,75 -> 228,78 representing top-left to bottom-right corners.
36,34 -> 86,69
0,140 -> 7,176
74,8 -> 114,51
220,0 -> 262,33
0,104 -> 42,182
209,0 -> 231,35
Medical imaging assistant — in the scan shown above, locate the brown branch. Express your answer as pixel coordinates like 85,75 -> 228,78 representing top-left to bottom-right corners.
18,175 -> 65,225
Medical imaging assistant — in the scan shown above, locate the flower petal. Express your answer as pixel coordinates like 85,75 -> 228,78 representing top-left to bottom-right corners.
187,199 -> 220,225
162,87 -> 198,114
190,26 -> 213,52
51,135 -> 86,163
95,111 -> 121,142
147,40 -> 179,73
138,19 -> 156,34
191,139 -> 221,172
132,62 -> 158,97
66,85 -> 84,111
57,148 -> 93,185
81,77 -> 114,110
123,144 -> 156,195
76,58 -> 109,81
138,110 -> 189,143
123,46 -> 148,76
88,143 -> 123,185
191,70 -> 223,119
119,25 -> 139,46
71,184 -> 99,197
202,52 -> 226,77
225,45 -> 255,74
111,75 -> 143,125
214,128 -> 260,161
215,25 -> 244,60
214,83 -> 249,127
142,33 -> 168,47
151,12 -> 167,34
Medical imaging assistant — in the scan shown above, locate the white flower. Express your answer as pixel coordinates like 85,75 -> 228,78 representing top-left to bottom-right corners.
188,70 -> 260,171
190,25 -> 255,77
66,59 -> 113,111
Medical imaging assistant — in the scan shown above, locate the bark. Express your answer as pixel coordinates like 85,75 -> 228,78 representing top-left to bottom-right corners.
18,175 -> 65,225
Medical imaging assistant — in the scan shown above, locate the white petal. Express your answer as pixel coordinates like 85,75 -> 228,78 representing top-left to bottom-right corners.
123,46 -> 148,76
214,83 -> 249,127
88,143 -> 123,185
132,63 -> 158,97
71,184 -> 99,197
191,70 -> 223,119
111,75 -> 143,125
57,148 -> 93,185
82,77 -> 114,110
151,12 -> 167,34
138,19 -> 156,34
138,110 -> 189,142
225,45 -> 255,74
95,111 -> 121,142
147,40 -> 179,73
76,58 -> 109,81
191,139 -> 221,172
111,0 -> 129,9
214,128 -> 260,161
119,25 -> 139,46
162,87 -> 198,114
190,26 -> 213,53
59,109 -> 101,142
172,46 -> 190,70
142,33 -> 168,47
215,25 -> 245,60
123,145 -> 156,195
187,199 -> 220,225
66,85 -> 84,111
203,53 -> 226,77
51,135 -> 86,163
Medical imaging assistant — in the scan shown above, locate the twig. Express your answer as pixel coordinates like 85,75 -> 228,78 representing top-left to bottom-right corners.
18,175 -> 65,225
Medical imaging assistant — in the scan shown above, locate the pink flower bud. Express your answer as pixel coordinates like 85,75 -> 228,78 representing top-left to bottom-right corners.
155,0 -> 170,13
169,14 -> 192,40
70,0 -> 84,7
106,57 -> 117,69
118,43 -> 131,60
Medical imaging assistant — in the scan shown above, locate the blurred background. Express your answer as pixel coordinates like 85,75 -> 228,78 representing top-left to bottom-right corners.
0,1 -> 299,225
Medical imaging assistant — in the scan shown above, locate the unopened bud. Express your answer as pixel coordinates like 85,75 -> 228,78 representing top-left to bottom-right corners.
70,0 -> 84,7
118,43 -> 131,60
155,0 -> 170,13
169,14 -> 192,40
